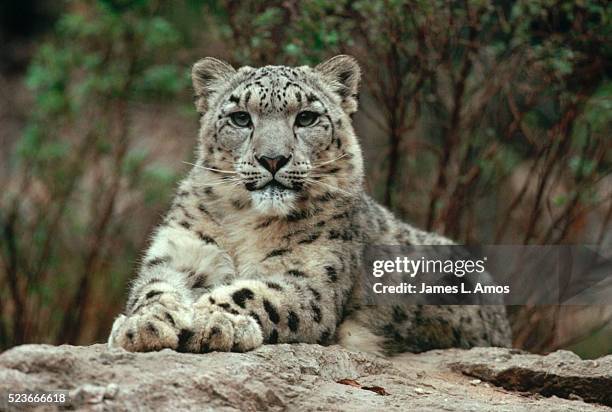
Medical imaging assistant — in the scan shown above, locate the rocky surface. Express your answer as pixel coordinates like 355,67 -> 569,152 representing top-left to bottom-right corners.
447,347 -> 612,407
0,343 -> 610,411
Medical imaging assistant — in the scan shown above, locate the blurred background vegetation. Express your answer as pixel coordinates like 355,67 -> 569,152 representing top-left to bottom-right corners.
0,0 -> 610,357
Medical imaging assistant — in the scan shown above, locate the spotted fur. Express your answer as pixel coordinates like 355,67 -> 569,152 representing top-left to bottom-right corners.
108,55 -> 511,355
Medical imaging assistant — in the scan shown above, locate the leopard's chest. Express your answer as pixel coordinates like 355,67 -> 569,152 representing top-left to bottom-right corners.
222,213 -> 322,277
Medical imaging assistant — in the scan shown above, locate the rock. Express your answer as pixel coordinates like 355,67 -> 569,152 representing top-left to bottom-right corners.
447,347 -> 612,407
0,344 -> 609,411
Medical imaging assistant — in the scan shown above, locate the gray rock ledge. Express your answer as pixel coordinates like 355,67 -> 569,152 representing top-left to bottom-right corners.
0,344 -> 610,411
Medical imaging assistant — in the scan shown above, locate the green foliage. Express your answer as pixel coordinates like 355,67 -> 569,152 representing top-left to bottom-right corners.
2,0 -> 192,348
135,65 -> 190,97
141,165 -> 180,206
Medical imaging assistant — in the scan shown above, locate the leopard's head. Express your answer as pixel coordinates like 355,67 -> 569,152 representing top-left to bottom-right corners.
192,55 -> 364,216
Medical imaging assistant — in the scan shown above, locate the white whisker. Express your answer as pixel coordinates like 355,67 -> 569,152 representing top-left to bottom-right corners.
184,161 -> 238,174
304,178 -> 355,198
201,177 -> 243,186
311,153 -> 348,168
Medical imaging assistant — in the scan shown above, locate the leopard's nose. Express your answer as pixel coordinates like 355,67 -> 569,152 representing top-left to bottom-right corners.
256,155 -> 291,175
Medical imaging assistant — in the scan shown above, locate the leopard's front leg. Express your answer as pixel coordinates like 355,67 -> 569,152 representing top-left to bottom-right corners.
108,210 -> 235,352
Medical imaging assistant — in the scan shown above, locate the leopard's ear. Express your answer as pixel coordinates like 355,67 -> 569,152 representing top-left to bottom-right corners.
315,55 -> 361,114
192,57 -> 236,113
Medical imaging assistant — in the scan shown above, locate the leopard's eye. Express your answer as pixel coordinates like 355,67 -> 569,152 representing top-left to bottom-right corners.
229,111 -> 252,128
295,111 -> 319,127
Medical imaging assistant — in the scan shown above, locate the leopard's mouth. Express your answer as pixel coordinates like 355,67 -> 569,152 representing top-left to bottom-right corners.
248,179 -> 299,192
263,180 -> 297,191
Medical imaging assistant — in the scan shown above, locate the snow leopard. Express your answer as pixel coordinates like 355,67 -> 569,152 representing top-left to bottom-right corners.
108,55 -> 511,355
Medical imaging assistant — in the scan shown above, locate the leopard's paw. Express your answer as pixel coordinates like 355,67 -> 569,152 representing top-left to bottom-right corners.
184,299 -> 263,352
108,294 -> 193,352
